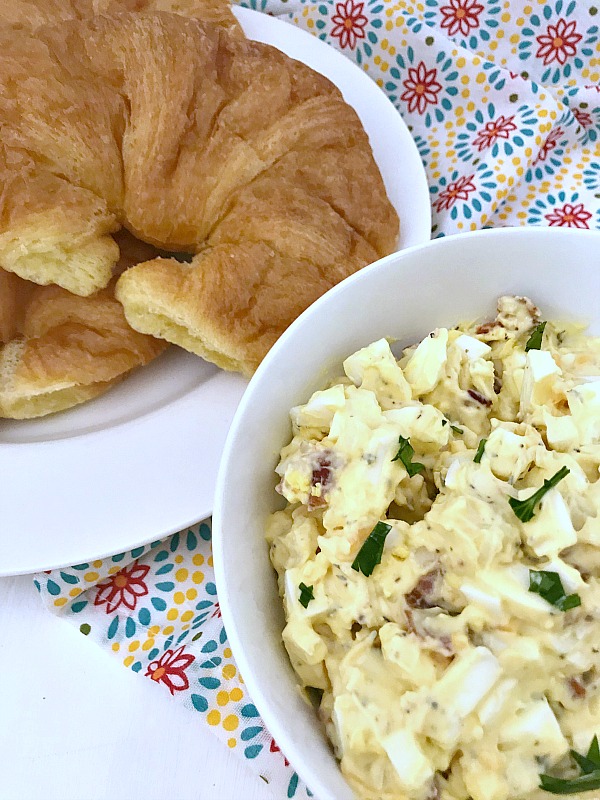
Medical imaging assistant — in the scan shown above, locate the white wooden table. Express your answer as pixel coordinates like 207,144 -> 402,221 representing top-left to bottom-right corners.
0,575 -> 276,800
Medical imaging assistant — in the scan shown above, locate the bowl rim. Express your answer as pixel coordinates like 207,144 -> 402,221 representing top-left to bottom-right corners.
213,225 -> 600,799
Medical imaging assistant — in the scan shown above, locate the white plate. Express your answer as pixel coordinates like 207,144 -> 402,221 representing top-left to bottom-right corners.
0,8 -> 430,576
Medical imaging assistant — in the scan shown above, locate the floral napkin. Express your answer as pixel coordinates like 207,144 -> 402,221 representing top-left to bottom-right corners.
35,521 -> 311,798
36,0 -> 600,797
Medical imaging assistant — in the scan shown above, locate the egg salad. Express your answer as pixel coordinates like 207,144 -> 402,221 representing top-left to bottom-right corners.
266,296 -> 600,800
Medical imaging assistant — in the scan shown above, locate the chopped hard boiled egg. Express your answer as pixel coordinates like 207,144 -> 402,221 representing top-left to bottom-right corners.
403,328 -> 449,396
268,297 -> 600,800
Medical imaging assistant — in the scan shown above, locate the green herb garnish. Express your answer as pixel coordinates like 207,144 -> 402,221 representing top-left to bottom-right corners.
473,438 -> 487,463
540,736 -> 600,794
528,570 -> 581,612
392,436 -> 425,477
298,582 -> 314,608
443,419 -> 463,434
525,321 -> 547,351
572,735 -> 600,775
541,772 -> 600,795
509,466 -> 570,522
351,521 -> 392,577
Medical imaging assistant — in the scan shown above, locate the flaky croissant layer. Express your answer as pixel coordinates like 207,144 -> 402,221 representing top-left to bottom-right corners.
0,264 -> 167,419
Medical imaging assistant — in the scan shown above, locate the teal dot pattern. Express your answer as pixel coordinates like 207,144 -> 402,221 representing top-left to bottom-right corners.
237,0 -> 600,235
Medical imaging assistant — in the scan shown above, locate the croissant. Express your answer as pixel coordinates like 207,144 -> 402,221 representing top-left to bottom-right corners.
0,0 -> 241,35
0,269 -> 35,346
0,11 -> 399,376
0,231 -> 166,419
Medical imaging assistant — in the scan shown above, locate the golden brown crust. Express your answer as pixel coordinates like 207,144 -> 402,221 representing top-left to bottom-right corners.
0,243 -> 167,418
0,0 -> 241,35
256,146 -> 399,258
116,227 -> 376,376
0,11 -> 399,376
0,211 -> 155,351
15,284 -> 166,386
0,149 -> 121,296
0,270 -> 35,344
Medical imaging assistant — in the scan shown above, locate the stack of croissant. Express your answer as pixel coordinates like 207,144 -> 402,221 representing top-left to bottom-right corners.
0,0 -> 399,419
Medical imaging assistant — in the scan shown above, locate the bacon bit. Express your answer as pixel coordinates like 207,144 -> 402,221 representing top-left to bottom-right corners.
568,677 -> 586,698
476,296 -> 540,339
476,320 -> 504,336
308,455 -> 333,510
467,389 -> 492,406
406,568 -> 442,609
312,459 -> 332,487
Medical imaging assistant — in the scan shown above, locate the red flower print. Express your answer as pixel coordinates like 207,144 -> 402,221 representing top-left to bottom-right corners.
330,0 -> 368,50
585,85 -> 600,93
439,0 -> 483,37
532,126 -> 564,165
545,202 -> 592,229
211,602 -> 222,619
535,18 -> 582,66
573,108 -> 593,129
472,115 -> 517,151
146,645 -> 195,695
401,62 -> 442,115
94,561 -> 150,613
270,738 -> 290,767
434,174 -> 476,212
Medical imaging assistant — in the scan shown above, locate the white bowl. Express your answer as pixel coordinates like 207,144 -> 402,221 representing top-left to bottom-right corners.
213,227 -> 600,800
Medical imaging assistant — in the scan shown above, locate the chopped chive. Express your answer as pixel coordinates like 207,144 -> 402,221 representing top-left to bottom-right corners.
392,436 -> 424,478
298,582 -> 314,608
539,771 -> 600,794
525,321 -> 547,351
540,737 -> 600,794
351,522 -> 392,577
473,438 -> 487,463
509,466 -> 570,522
528,570 -> 581,612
